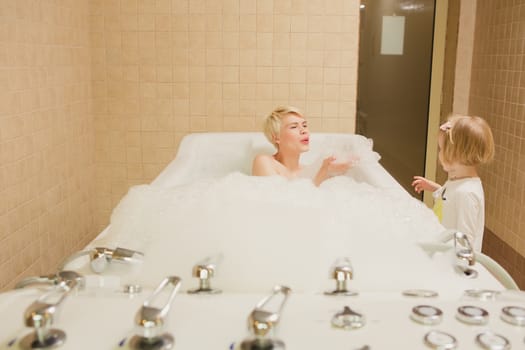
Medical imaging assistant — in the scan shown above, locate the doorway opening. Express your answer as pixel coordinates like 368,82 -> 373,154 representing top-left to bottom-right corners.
356,0 -> 437,197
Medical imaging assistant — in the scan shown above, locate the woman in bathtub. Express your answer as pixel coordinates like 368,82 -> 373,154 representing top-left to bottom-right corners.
252,106 -> 354,186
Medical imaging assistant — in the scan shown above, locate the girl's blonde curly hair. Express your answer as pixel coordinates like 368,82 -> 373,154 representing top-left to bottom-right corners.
440,115 -> 495,166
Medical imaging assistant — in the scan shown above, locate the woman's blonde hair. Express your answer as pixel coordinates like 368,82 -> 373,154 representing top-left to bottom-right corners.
440,115 -> 495,166
263,106 -> 304,148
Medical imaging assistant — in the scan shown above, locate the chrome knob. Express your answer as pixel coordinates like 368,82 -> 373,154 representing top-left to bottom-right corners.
332,306 -> 366,330
187,255 -> 222,294
325,257 -> 358,296
187,263 -> 220,294
89,249 -> 108,273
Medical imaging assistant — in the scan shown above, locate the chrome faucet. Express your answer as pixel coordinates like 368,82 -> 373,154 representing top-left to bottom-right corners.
127,276 -> 182,350
239,285 -> 291,350
453,231 -> 478,278
19,280 -> 78,349
454,231 -> 475,266
59,246 -> 144,273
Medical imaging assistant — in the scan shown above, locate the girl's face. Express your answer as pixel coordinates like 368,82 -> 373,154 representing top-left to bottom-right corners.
276,113 -> 310,153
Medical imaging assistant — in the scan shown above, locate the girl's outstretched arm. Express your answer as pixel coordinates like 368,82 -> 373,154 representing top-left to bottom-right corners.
411,176 -> 441,193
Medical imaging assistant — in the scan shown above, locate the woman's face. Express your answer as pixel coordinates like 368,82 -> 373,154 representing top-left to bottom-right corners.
276,113 -> 310,153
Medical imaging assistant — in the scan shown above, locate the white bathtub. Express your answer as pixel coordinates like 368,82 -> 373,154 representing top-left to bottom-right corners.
1,132 -> 522,350
1,286 -> 524,349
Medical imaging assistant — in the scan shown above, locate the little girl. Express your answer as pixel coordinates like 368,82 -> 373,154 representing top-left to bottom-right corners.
412,115 -> 495,252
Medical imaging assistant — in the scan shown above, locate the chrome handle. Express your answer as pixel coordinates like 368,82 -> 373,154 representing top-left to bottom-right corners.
90,247 -> 144,273
248,285 -> 291,337
20,280 -> 77,349
94,247 -> 144,263
15,271 -> 85,290
437,229 -> 476,266
24,284 -> 70,328
454,232 -> 475,266
434,230 -> 477,277
188,254 -> 222,294
127,276 -> 181,350
325,257 -> 358,296
134,276 -> 181,339
239,285 -> 291,350
59,246 -> 144,273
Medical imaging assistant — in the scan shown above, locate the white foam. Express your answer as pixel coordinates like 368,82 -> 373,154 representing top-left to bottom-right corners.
91,172 -> 455,293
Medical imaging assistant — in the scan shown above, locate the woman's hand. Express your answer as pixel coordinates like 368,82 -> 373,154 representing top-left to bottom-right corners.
325,156 -> 353,176
411,176 -> 440,193
314,155 -> 355,186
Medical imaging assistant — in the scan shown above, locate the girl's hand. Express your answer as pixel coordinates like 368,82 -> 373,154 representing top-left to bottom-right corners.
411,176 -> 440,193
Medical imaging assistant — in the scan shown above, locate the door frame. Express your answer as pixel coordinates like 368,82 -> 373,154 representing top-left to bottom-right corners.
424,0 -> 448,206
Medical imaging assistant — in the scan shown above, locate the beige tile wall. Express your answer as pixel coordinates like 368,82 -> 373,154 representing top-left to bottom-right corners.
470,1 -> 525,258
0,0 -> 360,291
0,0 -> 95,290
453,0 -> 476,115
90,0 -> 360,232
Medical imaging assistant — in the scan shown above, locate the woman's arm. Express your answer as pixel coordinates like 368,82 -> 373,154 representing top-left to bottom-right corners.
313,156 -> 352,186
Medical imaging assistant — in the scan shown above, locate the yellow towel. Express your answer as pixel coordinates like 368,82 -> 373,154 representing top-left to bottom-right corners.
433,197 -> 443,222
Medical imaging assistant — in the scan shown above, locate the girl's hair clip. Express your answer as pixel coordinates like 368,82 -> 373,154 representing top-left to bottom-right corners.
439,121 -> 452,132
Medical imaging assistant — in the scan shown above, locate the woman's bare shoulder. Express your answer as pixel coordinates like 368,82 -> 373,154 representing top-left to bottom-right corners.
253,153 -> 274,162
252,153 -> 278,175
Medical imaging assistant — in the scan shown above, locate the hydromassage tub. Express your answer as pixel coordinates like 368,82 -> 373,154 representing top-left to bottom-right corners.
1,133 -> 523,350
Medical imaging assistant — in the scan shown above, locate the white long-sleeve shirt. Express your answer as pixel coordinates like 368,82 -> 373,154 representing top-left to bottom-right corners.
432,177 -> 485,252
